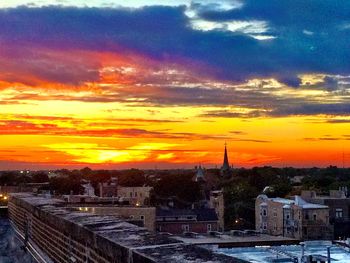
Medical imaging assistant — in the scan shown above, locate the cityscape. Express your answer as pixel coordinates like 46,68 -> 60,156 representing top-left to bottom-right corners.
1,0 -> 350,263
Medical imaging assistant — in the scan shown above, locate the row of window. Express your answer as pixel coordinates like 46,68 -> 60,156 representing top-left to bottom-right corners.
181,224 -> 212,232
261,207 -> 344,219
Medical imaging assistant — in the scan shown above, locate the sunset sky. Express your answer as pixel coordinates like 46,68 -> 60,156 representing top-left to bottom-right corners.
0,0 -> 350,170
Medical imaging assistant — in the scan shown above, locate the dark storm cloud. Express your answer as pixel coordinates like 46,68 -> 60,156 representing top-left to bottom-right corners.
271,103 -> 350,117
0,3 -> 349,117
201,102 -> 350,118
194,0 -> 350,84
1,3 -> 350,86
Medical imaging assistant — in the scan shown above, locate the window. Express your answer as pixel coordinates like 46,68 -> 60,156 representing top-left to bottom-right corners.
207,224 -> 212,232
273,209 -> 277,217
336,208 -> 343,218
140,215 -> 144,220
263,209 -> 267,216
313,214 -> 317,221
305,213 -> 309,220
286,214 -> 290,220
135,192 -> 138,197
182,224 -> 189,232
130,192 -> 132,197
263,223 -> 267,230
273,223 -> 277,230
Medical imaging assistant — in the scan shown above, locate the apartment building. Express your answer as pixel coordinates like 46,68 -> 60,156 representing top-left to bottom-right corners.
256,194 -> 333,240
301,189 -> 350,239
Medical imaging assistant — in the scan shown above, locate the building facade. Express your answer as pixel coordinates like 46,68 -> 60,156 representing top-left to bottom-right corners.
99,177 -> 118,197
117,186 -> 152,206
156,208 -> 219,234
209,190 -> 225,231
256,194 -> 333,240
301,189 -> 350,239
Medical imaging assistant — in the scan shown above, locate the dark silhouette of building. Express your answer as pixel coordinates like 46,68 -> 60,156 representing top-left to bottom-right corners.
220,143 -> 232,177
194,165 -> 205,182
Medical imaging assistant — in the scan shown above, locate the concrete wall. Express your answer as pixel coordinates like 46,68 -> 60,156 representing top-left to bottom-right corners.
8,195 -> 149,263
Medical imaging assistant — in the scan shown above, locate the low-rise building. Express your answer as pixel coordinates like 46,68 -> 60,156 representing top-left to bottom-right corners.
209,190 -> 225,231
301,189 -> 350,239
8,193 -> 238,263
255,194 -> 333,240
117,186 -> 152,206
156,208 -> 219,234
99,177 -> 118,197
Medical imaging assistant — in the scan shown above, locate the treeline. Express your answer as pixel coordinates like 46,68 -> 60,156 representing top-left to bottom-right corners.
1,166 -> 350,230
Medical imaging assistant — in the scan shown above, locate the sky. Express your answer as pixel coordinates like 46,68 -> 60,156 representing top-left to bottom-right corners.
0,0 -> 350,170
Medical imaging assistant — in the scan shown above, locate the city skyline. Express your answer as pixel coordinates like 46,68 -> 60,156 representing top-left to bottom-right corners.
1,0 -> 350,169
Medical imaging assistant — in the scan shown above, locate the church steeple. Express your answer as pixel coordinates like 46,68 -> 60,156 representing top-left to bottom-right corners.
221,143 -> 232,177
222,143 -> 230,170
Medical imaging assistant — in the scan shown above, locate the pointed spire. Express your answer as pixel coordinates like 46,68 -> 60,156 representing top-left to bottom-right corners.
222,143 -> 230,170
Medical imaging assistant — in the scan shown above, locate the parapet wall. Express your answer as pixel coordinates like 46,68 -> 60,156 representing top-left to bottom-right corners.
8,193 -> 245,263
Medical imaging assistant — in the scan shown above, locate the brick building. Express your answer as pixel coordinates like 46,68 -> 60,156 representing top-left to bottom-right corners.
117,186 -> 152,206
99,177 -> 118,197
209,190 -> 225,231
301,189 -> 350,239
256,194 -> 333,240
156,208 -> 219,234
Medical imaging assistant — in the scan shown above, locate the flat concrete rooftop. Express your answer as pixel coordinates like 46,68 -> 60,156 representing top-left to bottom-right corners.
9,193 -> 246,262
174,234 -> 298,248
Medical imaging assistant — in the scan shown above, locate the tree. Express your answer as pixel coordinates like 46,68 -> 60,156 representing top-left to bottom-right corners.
153,174 -> 201,204
118,169 -> 146,186
32,172 -> 49,183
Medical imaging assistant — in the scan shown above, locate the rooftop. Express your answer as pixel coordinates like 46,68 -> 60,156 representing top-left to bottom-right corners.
9,193 -> 243,263
265,195 -> 328,209
219,241 -> 350,263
